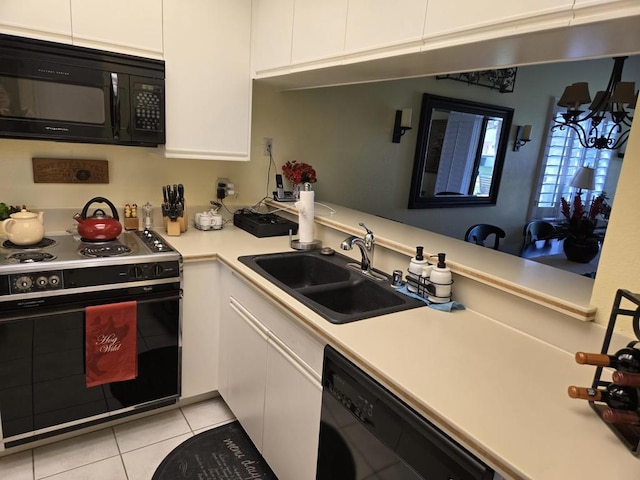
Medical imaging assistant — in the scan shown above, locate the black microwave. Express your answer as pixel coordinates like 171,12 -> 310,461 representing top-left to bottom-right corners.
0,34 -> 165,147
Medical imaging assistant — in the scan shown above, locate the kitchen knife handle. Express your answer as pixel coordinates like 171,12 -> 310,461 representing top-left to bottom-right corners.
178,184 -> 184,204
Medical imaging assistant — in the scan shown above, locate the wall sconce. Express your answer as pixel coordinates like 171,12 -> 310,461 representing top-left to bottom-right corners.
513,124 -> 532,151
392,108 -> 412,143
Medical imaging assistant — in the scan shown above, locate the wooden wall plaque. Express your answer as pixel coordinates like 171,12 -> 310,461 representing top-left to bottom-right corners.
32,158 -> 109,184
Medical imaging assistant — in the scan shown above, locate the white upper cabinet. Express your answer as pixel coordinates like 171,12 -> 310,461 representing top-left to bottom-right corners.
163,0 -> 252,161
572,0 -> 640,25
252,0 -> 294,75
344,0 -> 427,57
70,0 -> 163,57
0,0 -> 72,43
423,0 -> 573,41
291,0 -> 347,67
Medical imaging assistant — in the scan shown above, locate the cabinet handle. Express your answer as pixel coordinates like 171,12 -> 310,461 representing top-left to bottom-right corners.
230,297 -> 269,339
268,337 -> 322,388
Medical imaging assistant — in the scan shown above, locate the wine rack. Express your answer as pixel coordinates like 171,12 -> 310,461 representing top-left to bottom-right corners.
589,289 -> 640,455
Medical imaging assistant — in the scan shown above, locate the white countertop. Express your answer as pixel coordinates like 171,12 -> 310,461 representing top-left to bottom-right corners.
162,221 -> 640,479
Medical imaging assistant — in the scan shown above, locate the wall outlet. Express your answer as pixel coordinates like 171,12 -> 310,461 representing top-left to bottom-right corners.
263,137 -> 273,156
216,177 -> 230,199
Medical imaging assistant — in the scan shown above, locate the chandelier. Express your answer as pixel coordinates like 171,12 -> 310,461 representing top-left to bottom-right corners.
553,57 -> 637,150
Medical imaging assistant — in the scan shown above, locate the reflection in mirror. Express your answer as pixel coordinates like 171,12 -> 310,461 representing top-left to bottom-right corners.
408,94 -> 513,208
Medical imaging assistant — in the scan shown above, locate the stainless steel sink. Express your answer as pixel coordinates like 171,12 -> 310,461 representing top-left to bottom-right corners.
238,250 -> 425,324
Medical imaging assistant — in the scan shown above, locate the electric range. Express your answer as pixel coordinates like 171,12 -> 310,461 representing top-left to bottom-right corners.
0,229 -> 183,449
0,229 -> 181,302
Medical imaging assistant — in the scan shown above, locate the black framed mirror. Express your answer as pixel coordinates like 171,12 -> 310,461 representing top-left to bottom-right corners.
408,93 -> 514,208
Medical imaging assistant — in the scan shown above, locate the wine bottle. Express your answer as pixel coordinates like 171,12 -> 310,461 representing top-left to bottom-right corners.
602,407 -> 640,425
612,370 -> 640,387
567,385 -> 640,411
574,347 -> 640,373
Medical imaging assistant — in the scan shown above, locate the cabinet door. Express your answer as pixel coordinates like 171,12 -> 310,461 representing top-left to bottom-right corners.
345,0 -> 427,55
181,261 -> 219,400
423,0 -> 573,38
291,0 -> 347,67
263,338 -> 322,480
70,0 -> 163,57
0,0 -> 72,43
225,298 -> 268,451
163,0 -> 252,160
251,0 -> 294,75
572,0 -> 640,24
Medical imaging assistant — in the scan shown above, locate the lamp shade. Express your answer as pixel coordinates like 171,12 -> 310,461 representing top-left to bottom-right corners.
570,166 -> 596,191
558,82 -> 591,108
611,81 -> 637,105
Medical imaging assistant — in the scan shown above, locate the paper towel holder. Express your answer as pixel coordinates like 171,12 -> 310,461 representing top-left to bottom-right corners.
289,229 -> 322,250
290,182 -> 323,250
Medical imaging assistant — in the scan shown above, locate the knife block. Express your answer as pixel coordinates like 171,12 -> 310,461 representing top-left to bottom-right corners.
164,218 -> 181,236
163,203 -> 187,236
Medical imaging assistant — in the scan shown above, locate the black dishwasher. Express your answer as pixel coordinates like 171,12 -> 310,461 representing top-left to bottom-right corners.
317,346 -> 500,480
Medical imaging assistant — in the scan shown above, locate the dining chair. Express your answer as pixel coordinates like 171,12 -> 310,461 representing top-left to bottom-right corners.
464,224 -> 506,250
521,220 -> 556,255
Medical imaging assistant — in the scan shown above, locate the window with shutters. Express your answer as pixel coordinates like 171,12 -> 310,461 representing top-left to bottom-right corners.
529,99 -> 614,220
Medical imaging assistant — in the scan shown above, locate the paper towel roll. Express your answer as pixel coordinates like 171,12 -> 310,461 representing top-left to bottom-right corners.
296,190 -> 315,243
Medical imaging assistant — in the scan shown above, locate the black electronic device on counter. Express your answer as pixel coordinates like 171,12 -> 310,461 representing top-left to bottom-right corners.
273,174 -> 296,202
233,210 -> 298,238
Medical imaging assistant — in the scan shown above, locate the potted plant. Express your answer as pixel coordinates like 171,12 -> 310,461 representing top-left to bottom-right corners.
558,192 -> 609,263
282,161 -> 317,198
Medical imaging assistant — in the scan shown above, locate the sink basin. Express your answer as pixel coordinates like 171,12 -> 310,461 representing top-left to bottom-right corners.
253,254 -> 351,289
238,250 -> 425,324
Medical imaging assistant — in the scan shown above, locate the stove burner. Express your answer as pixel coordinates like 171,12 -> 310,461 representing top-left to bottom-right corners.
7,252 -> 57,263
79,243 -> 132,258
2,238 -> 57,250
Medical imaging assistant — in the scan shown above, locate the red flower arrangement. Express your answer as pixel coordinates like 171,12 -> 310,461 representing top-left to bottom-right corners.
282,161 -> 317,185
559,192 -> 609,239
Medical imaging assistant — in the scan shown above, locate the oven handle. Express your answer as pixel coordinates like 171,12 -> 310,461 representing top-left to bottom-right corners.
0,292 -> 181,323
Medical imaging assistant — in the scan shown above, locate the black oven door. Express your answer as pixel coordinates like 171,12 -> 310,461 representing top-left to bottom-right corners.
0,284 -> 180,448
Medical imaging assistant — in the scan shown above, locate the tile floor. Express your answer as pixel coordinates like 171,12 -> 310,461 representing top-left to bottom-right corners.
0,396 -> 236,480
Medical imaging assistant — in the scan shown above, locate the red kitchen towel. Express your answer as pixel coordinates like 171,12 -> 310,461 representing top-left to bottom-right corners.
85,301 -> 138,387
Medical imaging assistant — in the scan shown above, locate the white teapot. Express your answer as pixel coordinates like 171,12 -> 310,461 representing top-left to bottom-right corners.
2,209 -> 45,245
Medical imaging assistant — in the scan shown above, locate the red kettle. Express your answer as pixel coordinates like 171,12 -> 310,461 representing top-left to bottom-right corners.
74,197 -> 122,241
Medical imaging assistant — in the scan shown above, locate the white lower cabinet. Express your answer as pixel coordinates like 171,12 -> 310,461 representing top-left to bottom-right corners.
263,338 -> 322,480
225,298 -> 268,449
181,261 -> 220,400
219,267 -> 323,480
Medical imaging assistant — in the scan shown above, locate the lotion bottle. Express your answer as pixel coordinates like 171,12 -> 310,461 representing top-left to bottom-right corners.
407,246 -> 428,293
428,252 -> 452,303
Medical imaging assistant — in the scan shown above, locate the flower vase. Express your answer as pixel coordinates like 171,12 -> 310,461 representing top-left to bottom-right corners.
563,235 -> 600,263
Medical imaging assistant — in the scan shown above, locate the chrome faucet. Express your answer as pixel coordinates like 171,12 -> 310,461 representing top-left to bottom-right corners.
340,223 -> 385,280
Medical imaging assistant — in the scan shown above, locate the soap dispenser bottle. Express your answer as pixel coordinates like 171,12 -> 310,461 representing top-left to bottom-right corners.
428,252 -> 452,303
407,246 -> 429,293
